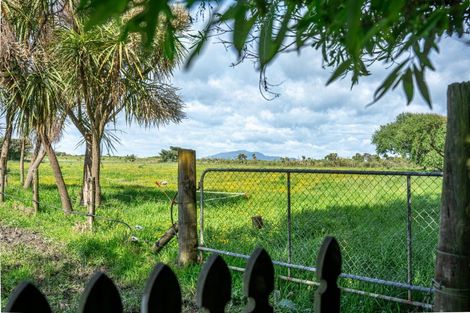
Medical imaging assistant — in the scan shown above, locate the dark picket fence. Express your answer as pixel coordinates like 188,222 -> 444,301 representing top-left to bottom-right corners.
5,236 -> 341,313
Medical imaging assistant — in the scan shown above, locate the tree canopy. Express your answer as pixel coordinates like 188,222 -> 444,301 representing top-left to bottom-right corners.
372,112 -> 446,170
0,0 -> 187,208
78,0 -> 469,104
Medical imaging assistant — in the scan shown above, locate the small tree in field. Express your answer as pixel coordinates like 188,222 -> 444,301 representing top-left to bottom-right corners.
0,138 -> 31,161
352,153 -> 365,163
324,153 -> 338,162
237,153 -> 247,163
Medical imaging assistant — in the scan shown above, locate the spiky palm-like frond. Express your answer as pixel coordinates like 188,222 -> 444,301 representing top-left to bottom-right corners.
53,6 -> 187,133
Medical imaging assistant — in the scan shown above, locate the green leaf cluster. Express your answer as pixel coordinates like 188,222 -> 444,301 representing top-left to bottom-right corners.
79,0 -> 469,105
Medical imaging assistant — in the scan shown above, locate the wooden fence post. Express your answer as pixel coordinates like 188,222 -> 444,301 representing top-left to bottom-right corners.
434,82 -> 470,311
177,149 -> 197,266
87,177 -> 96,229
32,168 -> 39,213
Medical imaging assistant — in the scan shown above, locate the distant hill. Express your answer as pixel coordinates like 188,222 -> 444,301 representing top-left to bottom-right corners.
208,150 -> 281,161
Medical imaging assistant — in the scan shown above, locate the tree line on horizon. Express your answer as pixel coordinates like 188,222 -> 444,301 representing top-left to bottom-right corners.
196,112 -> 446,171
1,112 -> 446,172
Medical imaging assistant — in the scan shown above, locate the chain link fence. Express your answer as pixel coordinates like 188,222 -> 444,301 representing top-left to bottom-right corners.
198,168 -> 442,309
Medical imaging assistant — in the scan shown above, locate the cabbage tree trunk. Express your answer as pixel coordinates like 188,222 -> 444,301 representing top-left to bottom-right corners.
0,111 -> 13,202
80,137 -> 92,205
24,146 -> 46,189
91,132 -> 102,206
40,133 -> 72,214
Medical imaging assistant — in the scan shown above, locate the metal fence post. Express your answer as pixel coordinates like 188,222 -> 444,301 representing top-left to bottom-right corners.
199,177 -> 205,247
287,172 -> 292,277
406,175 -> 413,301
178,149 -> 197,266
33,168 -> 39,213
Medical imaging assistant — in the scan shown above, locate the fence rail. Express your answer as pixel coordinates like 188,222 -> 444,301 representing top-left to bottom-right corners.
5,237 -> 343,313
198,167 -> 443,309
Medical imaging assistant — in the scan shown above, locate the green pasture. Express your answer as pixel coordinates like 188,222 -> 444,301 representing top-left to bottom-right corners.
0,158 -> 441,312
201,170 -> 441,311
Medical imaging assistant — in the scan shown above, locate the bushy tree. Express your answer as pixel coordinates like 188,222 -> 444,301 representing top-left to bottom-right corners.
237,153 -> 247,162
324,153 -> 339,162
4,138 -> 31,161
0,138 -> 31,160
372,113 -> 446,170
352,153 -> 365,162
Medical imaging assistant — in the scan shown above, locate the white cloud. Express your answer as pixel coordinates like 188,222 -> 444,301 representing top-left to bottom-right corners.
55,35 -> 470,159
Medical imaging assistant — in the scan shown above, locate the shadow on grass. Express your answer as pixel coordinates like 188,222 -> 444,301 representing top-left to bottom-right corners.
201,194 -> 439,312
102,186 -> 176,205
1,244 -> 90,313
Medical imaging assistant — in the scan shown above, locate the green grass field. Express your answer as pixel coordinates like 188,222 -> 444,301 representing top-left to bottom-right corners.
0,158 -> 441,312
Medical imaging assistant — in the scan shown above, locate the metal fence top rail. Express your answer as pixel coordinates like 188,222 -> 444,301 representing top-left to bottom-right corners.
200,167 -> 443,181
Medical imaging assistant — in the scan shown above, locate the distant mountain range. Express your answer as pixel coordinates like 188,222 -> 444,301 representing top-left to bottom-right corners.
207,150 -> 281,161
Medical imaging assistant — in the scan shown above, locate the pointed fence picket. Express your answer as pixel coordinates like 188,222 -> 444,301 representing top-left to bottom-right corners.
5,237 -> 341,313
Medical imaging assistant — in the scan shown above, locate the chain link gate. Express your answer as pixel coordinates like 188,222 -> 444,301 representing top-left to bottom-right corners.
197,168 -> 442,309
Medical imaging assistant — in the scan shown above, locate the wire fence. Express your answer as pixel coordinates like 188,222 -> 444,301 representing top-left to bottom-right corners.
198,168 -> 442,308
0,165 -> 444,309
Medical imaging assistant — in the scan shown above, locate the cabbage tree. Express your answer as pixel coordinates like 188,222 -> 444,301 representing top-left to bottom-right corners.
0,0 -> 73,212
54,6 -> 187,205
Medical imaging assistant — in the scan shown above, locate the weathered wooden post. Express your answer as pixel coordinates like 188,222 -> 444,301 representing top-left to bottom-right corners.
177,149 -> 197,265
87,177 -> 96,229
32,168 -> 39,213
434,82 -> 470,311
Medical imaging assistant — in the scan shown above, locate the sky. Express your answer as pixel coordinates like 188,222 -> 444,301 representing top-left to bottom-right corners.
55,32 -> 470,159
